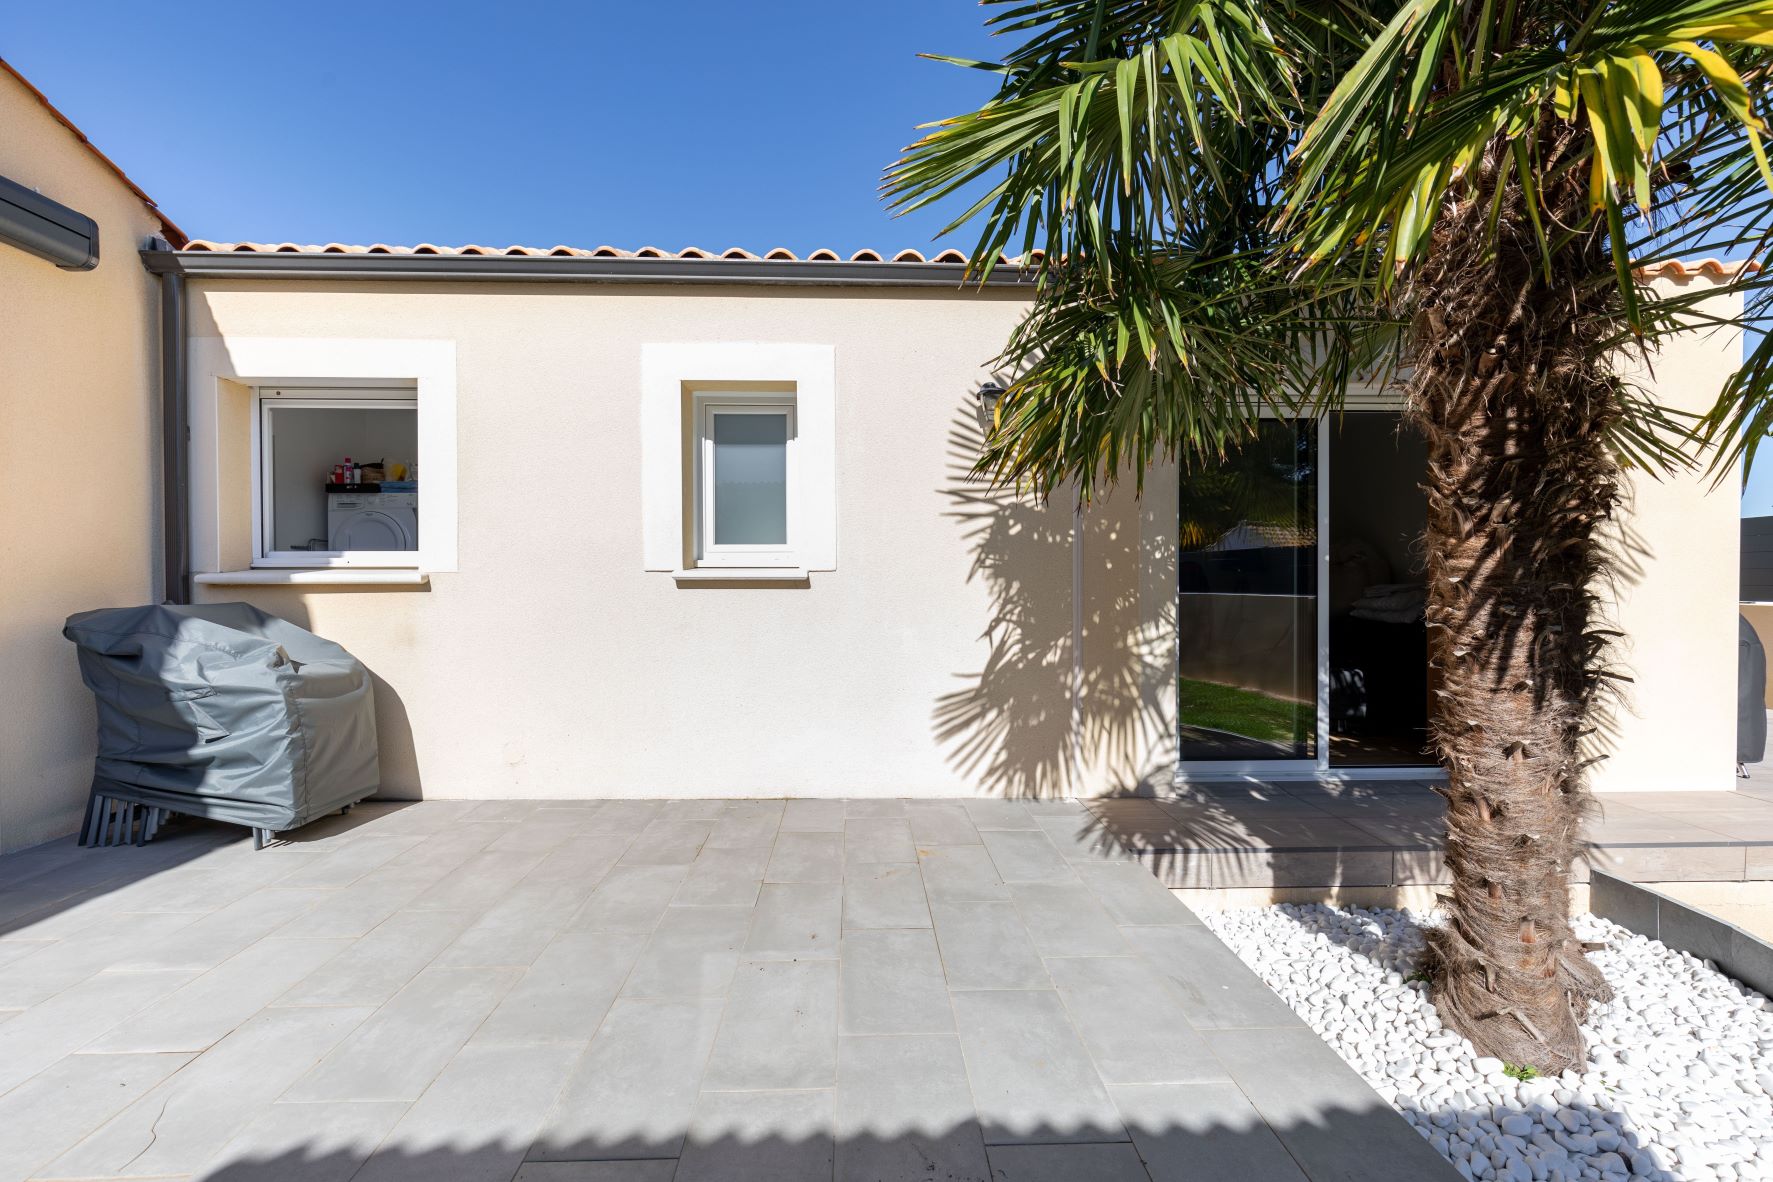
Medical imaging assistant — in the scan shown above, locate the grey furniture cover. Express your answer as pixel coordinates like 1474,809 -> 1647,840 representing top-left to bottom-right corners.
64,602 -> 380,832
1742,614 -> 1767,766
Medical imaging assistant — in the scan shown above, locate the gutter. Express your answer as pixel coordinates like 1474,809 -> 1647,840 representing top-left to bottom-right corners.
138,249 -> 1036,289
151,240 -> 190,604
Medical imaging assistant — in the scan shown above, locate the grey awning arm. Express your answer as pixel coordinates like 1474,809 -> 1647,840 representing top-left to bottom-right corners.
0,172 -> 99,270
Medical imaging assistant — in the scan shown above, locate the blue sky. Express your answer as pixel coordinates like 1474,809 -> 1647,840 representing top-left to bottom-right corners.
0,1 -> 999,256
6,2 -> 1762,512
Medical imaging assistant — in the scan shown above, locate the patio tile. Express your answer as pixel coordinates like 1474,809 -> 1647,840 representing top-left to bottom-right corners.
1585,841 -> 1747,882
707,801 -> 783,849
843,818 -> 917,864
273,834 -> 427,888
780,799 -> 846,832
42,1005 -> 374,1178
567,864 -> 691,932
523,835 -> 631,884
514,1164 -> 678,1182
674,1088 -> 834,1182
929,900 -> 1048,990
476,928 -> 648,1044
1120,925 -> 1301,1030
658,799 -> 732,820
529,997 -> 723,1161
962,800 -> 1039,830
0,1050 -> 194,1182
435,878 -> 594,968
1045,955 -> 1230,1084
619,904 -> 751,1000
744,882 -> 841,961
277,908 -> 477,1007
1009,882 -> 1129,957
488,818 -> 581,854
0,967 -> 197,1093
980,829 -> 1077,884
283,965 -> 522,1102
0,910 -> 202,1007
201,1099 -> 411,1182
1111,1081 -> 1310,1182
106,886 -> 332,973
1072,860 -> 1197,926
916,845 -> 1009,903
985,1143 -> 1151,1180
702,959 -> 839,1090
1034,814 -> 1135,863
838,929 -> 953,1036
834,1034 -> 990,1182
765,831 -> 844,883
1685,809 -> 1773,842
950,989 -> 1126,1145
404,850 -> 549,914
84,936 -> 351,1053
580,801 -> 663,835
1203,1025 -> 1461,1181
842,862 -> 931,929
354,1041 -> 583,1182
671,844 -> 770,906
845,799 -> 908,818
905,802 -> 982,845
619,818 -> 712,866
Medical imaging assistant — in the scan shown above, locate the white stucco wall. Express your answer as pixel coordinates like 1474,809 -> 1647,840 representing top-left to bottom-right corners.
0,70 -> 164,852
179,271 -> 1743,803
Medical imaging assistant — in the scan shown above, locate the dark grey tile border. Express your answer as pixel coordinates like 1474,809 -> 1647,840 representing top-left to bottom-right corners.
1589,870 -> 1773,997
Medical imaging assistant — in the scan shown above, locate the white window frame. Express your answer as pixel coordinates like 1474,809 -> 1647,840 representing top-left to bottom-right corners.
694,394 -> 798,568
251,388 -> 421,568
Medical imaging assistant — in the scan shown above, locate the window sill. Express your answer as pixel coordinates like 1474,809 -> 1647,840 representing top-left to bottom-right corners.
195,569 -> 430,586
671,567 -> 809,585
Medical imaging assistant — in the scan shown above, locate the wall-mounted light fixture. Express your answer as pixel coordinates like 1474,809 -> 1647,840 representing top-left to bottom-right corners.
975,381 -> 1006,416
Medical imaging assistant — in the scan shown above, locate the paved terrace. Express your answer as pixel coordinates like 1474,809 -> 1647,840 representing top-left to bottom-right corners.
0,798 -> 1455,1182
1093,779 -> 1773,891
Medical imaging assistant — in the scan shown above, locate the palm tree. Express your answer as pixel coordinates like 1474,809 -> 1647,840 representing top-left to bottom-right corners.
888,0 -> 1773,1072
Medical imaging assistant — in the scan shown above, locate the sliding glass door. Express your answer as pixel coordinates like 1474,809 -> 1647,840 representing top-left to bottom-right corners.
1176,420 -> 1319,767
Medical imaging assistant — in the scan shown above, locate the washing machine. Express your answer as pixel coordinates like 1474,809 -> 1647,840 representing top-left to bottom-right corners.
327,492 -> 418,551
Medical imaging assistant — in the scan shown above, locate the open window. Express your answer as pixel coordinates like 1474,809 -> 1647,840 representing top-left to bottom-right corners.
693,393 -> 798,568
255,388 -> 421,567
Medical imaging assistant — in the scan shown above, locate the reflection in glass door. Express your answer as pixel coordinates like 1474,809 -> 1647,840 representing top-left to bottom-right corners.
1176,421 -> 1318,763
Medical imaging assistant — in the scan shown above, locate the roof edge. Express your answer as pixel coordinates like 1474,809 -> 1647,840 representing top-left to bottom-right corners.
1,57 -> 185,246
140,248 -> 1036,288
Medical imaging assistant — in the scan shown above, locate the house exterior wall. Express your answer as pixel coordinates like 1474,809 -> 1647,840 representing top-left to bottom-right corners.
179,272 -> 1742,804
0,71 -> 163,852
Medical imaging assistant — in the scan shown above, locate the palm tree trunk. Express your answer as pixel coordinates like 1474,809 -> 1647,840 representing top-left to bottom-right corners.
1409,128 -> 1617,1073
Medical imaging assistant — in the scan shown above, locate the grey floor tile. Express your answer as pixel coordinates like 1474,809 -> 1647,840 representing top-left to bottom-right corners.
269,876 -> 428,941
844,818 -> 917,864
283,965 -> 521,1102
658,799 -> 733,821
476,928 -> 648,1044
0,967 -> 198,1093
674,1088 -> 834,1182
277,909 -> 477,1008
198,1099 -> 410,1182
765,831 -> 844,883
780,800 -> 846,833
522,835 -> 632,885
1035,814 -> 1136,864
84,937 -> 352,1053
1046,955 -> 1230,1084
672,844 -> 770,907
106,887 -> 333,973
580,801 -> 663,835
1010,882 -> 1129,957
906,802 -> 983,845
272,835 -> 426,888
702,959 -> 838,1090
707,801 -> 783,848
513,1163 -> 678,1182
981,830 -> 1077,884
842,863 -> 931,929
930,900 -> 1049,990
461,800 -> 546,823
528,997 -> 724,1161
950,990 -> 1126,1145
1121,925 -> 1310,1030
619,905 -> 752,999
354,1041 -> 584,1182
918,845 -> 1010,903
487,818 -> 580,854
1203,1026 -> 1461,1181
0,1050 -> 194,1182
1111,1081 -> 1310,1182
404,850 -> 550,914
567,864 -> 691,933
1073,860 -> 1197,925
0,910 -> 202,1008
835,1034 -> 990,1182
962,800 -> 1040,830
985,1143 -> 1150,1180
43,1005 -> 374,1178
845,799 -> 908,818
744,882 -> 841,961
838,929 -> 953,1036
436,878 -> 593,968
619,819 -> 714,866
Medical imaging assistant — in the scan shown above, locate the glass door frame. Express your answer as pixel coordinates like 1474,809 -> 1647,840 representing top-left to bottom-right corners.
1173,415 -> 1438,784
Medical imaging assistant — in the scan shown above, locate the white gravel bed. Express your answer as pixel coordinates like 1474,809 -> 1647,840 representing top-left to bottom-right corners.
1201,904 -> 1773,1182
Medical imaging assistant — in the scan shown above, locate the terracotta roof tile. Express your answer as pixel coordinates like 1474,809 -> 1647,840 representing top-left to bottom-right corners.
177,240 -> 1020,265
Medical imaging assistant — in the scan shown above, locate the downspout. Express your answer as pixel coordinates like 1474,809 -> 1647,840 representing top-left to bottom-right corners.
153,242 -> 189,603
